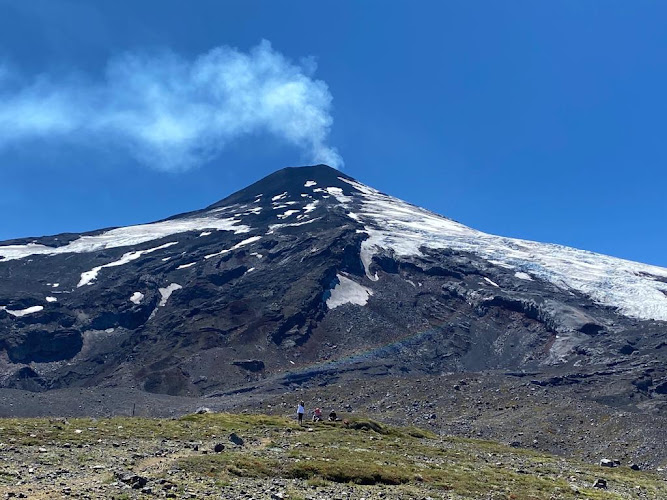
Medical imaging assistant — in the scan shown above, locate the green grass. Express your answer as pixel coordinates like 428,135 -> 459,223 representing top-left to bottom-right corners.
0,412 -> 291,445
0,413 -> 665,499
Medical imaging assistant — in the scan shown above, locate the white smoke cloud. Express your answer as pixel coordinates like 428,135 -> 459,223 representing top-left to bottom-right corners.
0,40 -> 343,171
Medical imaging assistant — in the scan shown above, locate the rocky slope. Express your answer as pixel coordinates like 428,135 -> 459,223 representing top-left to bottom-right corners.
1,164 -> 666,465
0,412 -> 664,499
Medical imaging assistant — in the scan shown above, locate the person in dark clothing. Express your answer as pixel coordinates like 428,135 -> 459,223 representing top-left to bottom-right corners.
328,409 -> 337,422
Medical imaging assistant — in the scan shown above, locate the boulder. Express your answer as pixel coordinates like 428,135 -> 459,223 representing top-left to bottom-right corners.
229,433 -> 244,446
118,473 -> 148,489
232,359 -> 265,372
592,478 -> 607,489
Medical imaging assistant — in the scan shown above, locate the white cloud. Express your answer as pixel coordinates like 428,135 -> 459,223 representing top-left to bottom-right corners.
0,40 -> 343,171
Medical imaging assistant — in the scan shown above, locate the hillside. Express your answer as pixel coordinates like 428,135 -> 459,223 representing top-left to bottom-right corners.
0,412 -> 664,499
1,164 -> 666,468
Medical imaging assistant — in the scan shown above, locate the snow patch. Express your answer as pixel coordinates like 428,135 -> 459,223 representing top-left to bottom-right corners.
204,236 -> 262,260
304,180 -> 317,187
78,242 -> 178,287
272,192 -> 288,201
233,236 -> 262,248
177,262 -> 197,270
199,231 -> 212,237
326,274 -> 373,309
5,305 -> 44,317
208,205 -> 235,213
0,216 -> 250,262
158,283 -> 182,306
515,272 -> 533,281
250,252 -> 263,259
268,217 -> 321,234
277,210 -> 299,219
488,260 -> 514,270
303,200 -> 319,213
130,292 -> 144,305
45,296 -> 58,303
483,277 -> 500,288
325,186 -> 352,204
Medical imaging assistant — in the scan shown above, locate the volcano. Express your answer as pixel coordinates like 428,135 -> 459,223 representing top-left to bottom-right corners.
1,165 -> 667,435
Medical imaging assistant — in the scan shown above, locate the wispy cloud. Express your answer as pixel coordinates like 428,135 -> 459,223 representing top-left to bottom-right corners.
0,40 -> 343,171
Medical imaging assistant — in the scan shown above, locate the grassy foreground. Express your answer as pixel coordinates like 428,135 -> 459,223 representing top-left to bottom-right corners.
0,412 -> 664,499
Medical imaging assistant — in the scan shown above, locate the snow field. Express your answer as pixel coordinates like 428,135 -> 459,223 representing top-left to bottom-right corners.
0,216 -> 251,262
333,177 -> 667,321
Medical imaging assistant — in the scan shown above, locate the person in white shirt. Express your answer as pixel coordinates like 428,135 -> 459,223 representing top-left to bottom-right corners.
297,401 -> 305,425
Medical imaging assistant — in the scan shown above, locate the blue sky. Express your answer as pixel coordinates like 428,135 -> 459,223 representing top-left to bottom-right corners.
0,1 -> 665,267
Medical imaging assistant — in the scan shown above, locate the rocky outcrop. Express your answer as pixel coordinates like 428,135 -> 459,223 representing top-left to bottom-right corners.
3,329 -> 82,363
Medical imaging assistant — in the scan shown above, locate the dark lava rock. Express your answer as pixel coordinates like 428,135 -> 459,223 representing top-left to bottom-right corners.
213,443 -> 224,453
633,377 -> 653,392
229,433 -> 244,446
4,329 -> 82,363
4,367 -> 46,392
232,359 -> 265,372
654,381 -> 667,395
619,343 -> 636,355
592,478 -> 607,489
118,473 -> 148,489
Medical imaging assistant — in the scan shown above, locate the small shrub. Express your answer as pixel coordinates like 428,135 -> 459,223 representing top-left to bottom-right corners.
289,460 -> 410,485
404,427 -> 436,439
345,418 -> 388,434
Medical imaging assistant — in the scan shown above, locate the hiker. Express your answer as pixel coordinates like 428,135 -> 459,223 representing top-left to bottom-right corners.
312,407 -> 323,422
297,401 -> 305,425
328,409 -> 337,421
